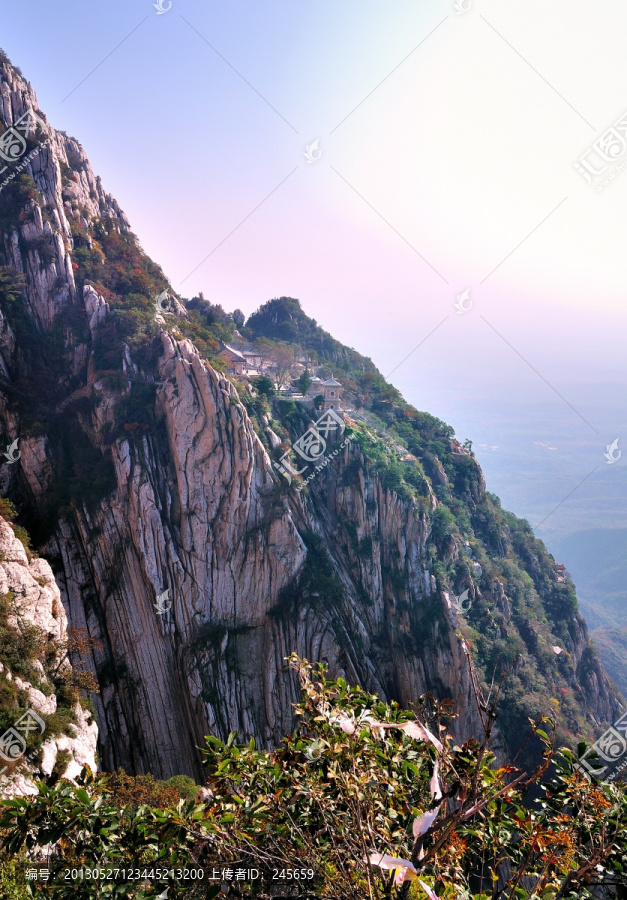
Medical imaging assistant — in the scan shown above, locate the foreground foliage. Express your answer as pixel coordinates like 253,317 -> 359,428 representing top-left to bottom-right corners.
0,656 -> 626,898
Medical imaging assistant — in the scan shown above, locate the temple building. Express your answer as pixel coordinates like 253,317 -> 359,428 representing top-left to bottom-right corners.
321,376 -> 342,412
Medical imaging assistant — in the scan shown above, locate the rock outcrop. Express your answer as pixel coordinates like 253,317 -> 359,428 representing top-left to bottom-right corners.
0,517 -> 97,796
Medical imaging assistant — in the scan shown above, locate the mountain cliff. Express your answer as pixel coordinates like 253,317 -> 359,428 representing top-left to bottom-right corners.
0,51 -> 622,783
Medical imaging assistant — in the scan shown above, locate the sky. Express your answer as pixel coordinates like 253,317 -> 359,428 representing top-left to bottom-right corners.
2,0 -> 627,542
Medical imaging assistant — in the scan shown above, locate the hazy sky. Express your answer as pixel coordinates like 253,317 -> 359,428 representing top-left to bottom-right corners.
2,0 -> 627,535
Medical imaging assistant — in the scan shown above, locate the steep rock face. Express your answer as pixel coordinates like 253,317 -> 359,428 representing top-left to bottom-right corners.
0,61 -> 128,329
46,334 -> 307,777
39,324 -> 485,776
0,517 -> 97,796
0,55 -> 622,781
298,459 -> 486,746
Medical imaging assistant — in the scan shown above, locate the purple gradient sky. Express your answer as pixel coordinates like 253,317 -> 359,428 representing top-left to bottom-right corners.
2,0 -> 627,535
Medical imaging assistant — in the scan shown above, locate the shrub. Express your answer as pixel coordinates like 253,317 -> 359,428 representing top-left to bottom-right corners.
429,503 -> 455,544
24,234 -> 56,267
1,658 -> 626,899
105,769 -> 186,809
163,774 -> 199,801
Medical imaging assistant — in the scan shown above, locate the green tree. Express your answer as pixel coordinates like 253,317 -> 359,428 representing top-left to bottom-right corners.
252,375 -> 275,397
297,369 -> 312,395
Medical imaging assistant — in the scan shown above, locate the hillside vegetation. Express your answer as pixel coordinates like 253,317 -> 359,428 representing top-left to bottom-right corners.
1,659 -> 626,899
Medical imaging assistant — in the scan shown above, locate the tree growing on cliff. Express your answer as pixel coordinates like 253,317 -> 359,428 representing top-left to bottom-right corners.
268,341 -> 297,390
251,374 -> 275,397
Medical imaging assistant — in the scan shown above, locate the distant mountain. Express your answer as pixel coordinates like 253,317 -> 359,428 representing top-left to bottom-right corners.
592,627 -> 627,698
550,528 -> 627,695
549,528 -> 627,626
